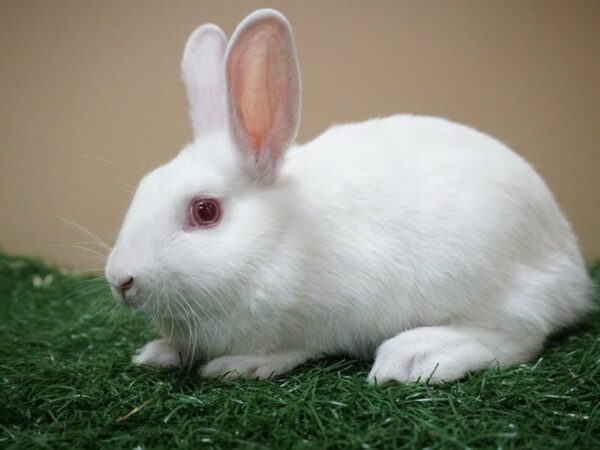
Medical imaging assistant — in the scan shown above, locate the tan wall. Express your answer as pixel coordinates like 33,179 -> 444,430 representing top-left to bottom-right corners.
1,0 -> 599,270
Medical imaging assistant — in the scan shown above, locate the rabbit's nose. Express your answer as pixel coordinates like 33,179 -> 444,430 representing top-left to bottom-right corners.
118,276 -> 135,296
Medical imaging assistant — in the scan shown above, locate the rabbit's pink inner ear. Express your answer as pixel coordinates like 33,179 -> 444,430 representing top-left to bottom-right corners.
227,17 -> 300,171
231,41 -> 272,153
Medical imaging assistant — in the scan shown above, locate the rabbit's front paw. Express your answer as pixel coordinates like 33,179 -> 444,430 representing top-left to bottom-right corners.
132,339 -> 183,369
201,352 -> 311,380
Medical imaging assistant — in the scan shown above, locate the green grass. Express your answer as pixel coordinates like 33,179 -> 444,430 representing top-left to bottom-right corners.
0,253 -> 599,450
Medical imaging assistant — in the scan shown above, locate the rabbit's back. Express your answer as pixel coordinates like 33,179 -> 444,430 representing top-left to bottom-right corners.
276,115 -> 591,355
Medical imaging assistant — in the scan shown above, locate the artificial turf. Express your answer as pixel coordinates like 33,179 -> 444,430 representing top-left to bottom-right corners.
0,253 -> 598,450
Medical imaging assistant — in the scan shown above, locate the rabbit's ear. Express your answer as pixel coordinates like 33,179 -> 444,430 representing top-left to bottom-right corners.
182,24 -> 228,138
225,9 -> 301,182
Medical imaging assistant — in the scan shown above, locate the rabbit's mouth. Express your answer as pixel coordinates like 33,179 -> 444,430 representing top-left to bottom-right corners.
110,285 -> 139,308
121,291 -> 139,308
107,278 -> 152,311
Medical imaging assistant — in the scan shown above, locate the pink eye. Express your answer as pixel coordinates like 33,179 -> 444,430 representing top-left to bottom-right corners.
188,198 -> 221,228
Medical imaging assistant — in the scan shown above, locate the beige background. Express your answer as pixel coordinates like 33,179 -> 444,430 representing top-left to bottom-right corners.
1,0 -> 599,271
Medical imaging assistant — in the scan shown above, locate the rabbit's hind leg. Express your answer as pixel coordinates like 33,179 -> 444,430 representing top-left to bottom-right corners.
368,325 -> 543,384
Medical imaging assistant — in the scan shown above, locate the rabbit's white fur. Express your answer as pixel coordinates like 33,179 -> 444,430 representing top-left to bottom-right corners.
106,10 -> 592,384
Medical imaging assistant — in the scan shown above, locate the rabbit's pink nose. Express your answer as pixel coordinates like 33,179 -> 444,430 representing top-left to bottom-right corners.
118,276 -> 135,296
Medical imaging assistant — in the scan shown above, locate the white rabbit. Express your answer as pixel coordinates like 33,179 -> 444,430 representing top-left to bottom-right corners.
105,9 -> 593,383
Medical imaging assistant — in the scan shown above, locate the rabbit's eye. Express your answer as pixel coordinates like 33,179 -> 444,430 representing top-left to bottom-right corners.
188,198 -> 221,228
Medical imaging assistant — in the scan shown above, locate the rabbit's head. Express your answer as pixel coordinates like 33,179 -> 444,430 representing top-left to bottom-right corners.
105,10 -> 300,318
